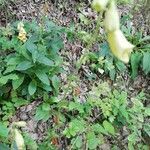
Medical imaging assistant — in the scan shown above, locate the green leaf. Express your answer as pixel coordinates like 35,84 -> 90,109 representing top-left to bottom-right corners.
3,65 -> 16,74
42,103 -> 50,111
116,61 -> 126,72
0,143 -> 9,150
16,61 -> 33,71
75,136 -> 82,148
99,42 -> 110,57
0,123 -> 9,137
143,124 -> 150,136
35,106 -> 50,121
0,74 -> 18,85
120,105 -> 129,122
32,50 -> 38,63
145,108 -> 150,116
109,69 -> 116,80
37,54 -> 54,66
23,133 -> 38,150
25,40 -> 39,63
128,142 -> 134,150
68,119 -> 85,137
103,120 -> 115,135
35,71 -> 50,85
131,52 -> 142,78
26,41 -> 37,53
51,75 -> 60,90
92,124 -> 107,135
12,74 -> 25,90
51,75 -> 60,95
6,57 -> 21,66
12,98 -> 29,107
69,102 -> 84,113
79,13 -> 88,24
41,84 -> 52,92
49,37 -> 64,53
28,80 -> 37,95
143,52 -> 150,74
128,132 -> 137,143
87,132 -> 99,150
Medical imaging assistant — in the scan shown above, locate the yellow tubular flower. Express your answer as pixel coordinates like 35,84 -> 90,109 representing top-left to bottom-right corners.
107,30 -> 134,63
104,0 -> 120,32
92,0 -> 109,12
14,129 -> 25,150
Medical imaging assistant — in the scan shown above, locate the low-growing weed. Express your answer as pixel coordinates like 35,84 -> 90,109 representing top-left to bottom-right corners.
0,19 -> 64,100
0,19 -> 64,149
34,82 -> 149,149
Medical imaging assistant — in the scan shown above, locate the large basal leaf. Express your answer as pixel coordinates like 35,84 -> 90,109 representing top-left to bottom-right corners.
12,74 -> 25,90
51,75 -> 60,92
37,54 -> 54,66
25,41 -> 37,53
16,61 -> 33,71
40,84 -> 52,92
143,52 -> 150,74
6,57 -> 21,66
32,50 -> 38,63
35,71 -> 50,86
3,65 -> 16,74
28,80 -> 37,95
48,37 -> 64,53
0,74 -> 18,85
25,40 -> 39,63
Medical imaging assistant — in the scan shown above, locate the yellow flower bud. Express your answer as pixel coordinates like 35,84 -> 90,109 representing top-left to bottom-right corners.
14,129 -> 25,150
92,0 -> 109,12
104,0 -> 120,32
17,22 -> 27,42
107,30 -> 134,63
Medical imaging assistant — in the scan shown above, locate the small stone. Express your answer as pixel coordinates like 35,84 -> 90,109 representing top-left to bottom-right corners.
26,105 -> 33,112
28,120 -> 37,132
30,133 -> 38,140
20,113 -> 28,120
20,107 -> 26,112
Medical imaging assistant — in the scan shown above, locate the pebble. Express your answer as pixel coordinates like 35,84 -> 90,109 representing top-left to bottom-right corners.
30,133 -> 39,140
20,106 -> 26,112
20,113 -> 28,120
26,105 -> 33,112
28,120 -> 37,132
